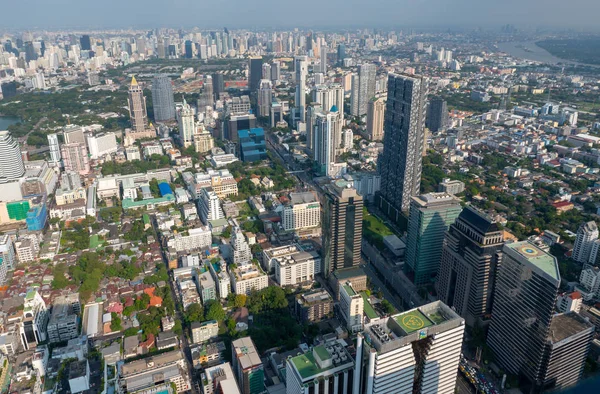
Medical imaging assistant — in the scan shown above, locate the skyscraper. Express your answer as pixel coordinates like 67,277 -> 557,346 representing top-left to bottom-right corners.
261,63 -> 271,80
319,46 -> 328,73
257,80 -> 272,117
486,241 -> 562,389
0,130 -> 25,183
47,133 -> 61,166
572,221 -> 598,263
352,63 -> 376,116
270,61 -> 281,83
337,44 -> 346,65
350,74 -> 360,116
80,35 -> 91,51
405,193 -> 462,286
198,75 -> 214,109
366,97 -> 385,140
436,206 -> 504,326
151,74 -> 176,122
212,73 -> 225,99
322,179 -> 363,276
294,55 -> 308,124
248,56 -> 263,92
177,99 -> 195,148
184,40 -> 193,58
425,96 -> 449,132
127,77 -> 148,133
60,142 -> 90,175
313,109 -> 342,177
361,301 -> 465,394
377,73 -> 428,220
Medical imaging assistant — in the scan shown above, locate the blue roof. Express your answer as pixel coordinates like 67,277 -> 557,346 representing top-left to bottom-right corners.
238,127 -> 265,138
330,105 -> 338,112
158,182 -> 173,196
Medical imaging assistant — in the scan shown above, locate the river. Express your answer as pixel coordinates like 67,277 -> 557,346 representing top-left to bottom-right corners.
497,40 -> 599,68
0,115 -> 21,130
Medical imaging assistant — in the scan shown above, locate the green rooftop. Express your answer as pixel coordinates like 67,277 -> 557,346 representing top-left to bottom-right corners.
361,292 -> 378,319
343,285 -> 356,296
313,345 -> 330,361
291,351 -> 330,380
89,234 -> 101,249
504,241 -> 560,281
394,309 -> 434,335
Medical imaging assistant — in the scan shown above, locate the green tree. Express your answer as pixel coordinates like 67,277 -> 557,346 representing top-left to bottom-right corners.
204,300 -> 226,322
173,320 -> 183,336
185,303 -> 204,324
110,312 -> 122,331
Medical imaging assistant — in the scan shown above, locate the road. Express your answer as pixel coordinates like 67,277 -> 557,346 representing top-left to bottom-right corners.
361,262 -> 404,312
456,373 -> 476,394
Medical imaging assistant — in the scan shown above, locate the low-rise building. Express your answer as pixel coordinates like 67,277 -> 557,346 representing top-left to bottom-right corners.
202,362 -> 241,394
296,289 -> 334,323
119,350 -> 191,393
191,320 -> 219,344
230,263 -> 269,295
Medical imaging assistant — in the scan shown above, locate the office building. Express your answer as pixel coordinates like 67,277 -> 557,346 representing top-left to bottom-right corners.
540,312 -> 594,390
80,35 -> 91,51
63,125 -> 86,144
313,109 -> 343,177
232,337 -> 265,394
184,40 -> 193,58
405,193 -> 462,286
257,79 -> 272,117
366,97 -> 385,140
271,61 -> 281,83
286,343 -> 355,394
0,130 -> 25,183
238,128 -> 267,162
227,113 -> 256,142
119,350 -> 191,393
198,75 -> 214,109
351,63 -> 376,116
47,294 -> 80,343
202,362 -> 241,394
426,96 -> 448,132
296,289 -> 333,323
249,57 -> 263,92
193,127 -> 214,154
572,221 -> 598,263
61,142 -> 90,175
166,226 -> 212,252
319,45 -> 328,73
230,263 -> 269,295
486,241 -> 561,389
86,132 -> 117,159
191,320 -> 219,344
294,55 -> 308,123
337,44 -> 346,64
127,77 -> 148,133
340,282 -> 364,332
212,73 -> 225,99
436,206 -> 504,326
377,73 -> 428,219
47,133 -> 61,165
322,179 -> 363,276
268,245 -> 321,286
177,98 -> 195,148
361,301 -> 465,394
151,74 -> 176,122
19,289 -> 49,350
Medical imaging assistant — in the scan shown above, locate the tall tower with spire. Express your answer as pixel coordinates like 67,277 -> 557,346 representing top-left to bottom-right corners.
127,76 -> 148,133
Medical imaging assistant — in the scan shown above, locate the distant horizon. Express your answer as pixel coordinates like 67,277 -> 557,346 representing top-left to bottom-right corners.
1,0 -> 600,32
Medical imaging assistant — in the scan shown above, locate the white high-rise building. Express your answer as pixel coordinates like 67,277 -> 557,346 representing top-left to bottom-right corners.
294,55 -> 308,124
231,227 -> 252,265
257,79 -> 273,117
86,132 -> 117,159
177,98 -> 195,148
47,133 -> 61,166
350,74 -> 360,117
313,109 -> 343,177
339,282 -> 363,333
198,187 -> 224,225
0,235 -> 16,285
351,64 -> 376,116
280,192 -> 321,232
362,301 -> 465,394
572,221 -> 598,263
319,46 -> 328,73
19,289 -> 49,350
0,130 -> 25,183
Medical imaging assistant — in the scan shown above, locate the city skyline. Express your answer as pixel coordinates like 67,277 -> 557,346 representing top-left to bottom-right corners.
2,0 -> 600,30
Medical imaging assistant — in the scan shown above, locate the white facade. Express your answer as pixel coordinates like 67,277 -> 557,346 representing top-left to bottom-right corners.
178,99 -> 195,148
125,146 -> 141,161
556,292 -> 583,313
281,193 -> 321,231
572,221 -> 598,264
87,132 -> 117,159
339,283 -> 363,333
47,133 -> 62,165
198,188 -> 224,225
167,226 -> 212,252
577,265 -> 600,301
0,235 -> 16,284
231,264 -> 268,295
274,251 -> 319,286
231,228 -> 252,265
0,130 -> 25,183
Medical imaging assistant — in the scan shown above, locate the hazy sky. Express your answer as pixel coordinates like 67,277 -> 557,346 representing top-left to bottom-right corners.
2,0 -> 600,30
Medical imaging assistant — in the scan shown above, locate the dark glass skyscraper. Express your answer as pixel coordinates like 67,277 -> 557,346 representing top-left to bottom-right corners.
184,40 -> 193,58
377,73 -> 428,222
212,73 -> 225,99
248,56 -> 263,92
337,44 -> 346,64
322,179 -> 363,276
24,41 -> 37,62
426,96 -> 449,132
80,35 -> 91,51
151,74 -> 176,122
436,206 -> 504,326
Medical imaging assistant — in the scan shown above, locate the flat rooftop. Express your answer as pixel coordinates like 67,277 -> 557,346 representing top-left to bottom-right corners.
393,309 -> 435,335
342,284 -> 356,296
290,345 -> 352,380
504,241 -> 560,282
548,312 -> 593,344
